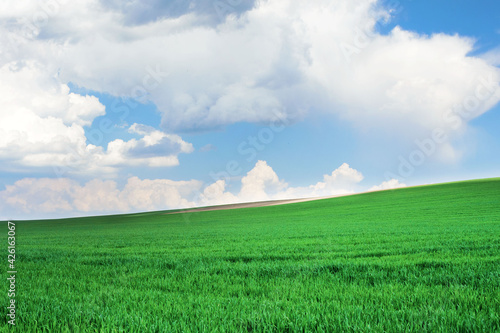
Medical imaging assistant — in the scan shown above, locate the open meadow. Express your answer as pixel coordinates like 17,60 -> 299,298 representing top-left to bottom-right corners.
2,178 -> 500,332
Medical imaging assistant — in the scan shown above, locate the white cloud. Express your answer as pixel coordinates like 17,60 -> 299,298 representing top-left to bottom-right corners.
310,163 -> 364,195
369,178 -> 406,191
0,58 -> 193,174
0,176 -> 202,219
273,162 -> 365,200
97,123 -> 194,168
238,160 -> 288,202
73,179 -> 127,212
326,28 -> 500,138
0,61 -> 104,169
118,177 -> 201,211
199,180 -> 239,206
480,46 -> 500,67
0,178 -> 77,215
201,161 -> 366,204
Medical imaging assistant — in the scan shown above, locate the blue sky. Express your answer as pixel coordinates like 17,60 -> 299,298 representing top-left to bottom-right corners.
0,0 -> 499,219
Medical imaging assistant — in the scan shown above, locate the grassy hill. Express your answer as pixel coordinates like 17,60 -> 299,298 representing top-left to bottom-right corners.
2,178 -> 500,332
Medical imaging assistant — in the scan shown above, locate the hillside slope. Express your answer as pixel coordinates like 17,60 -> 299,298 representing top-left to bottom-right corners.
2,178 -> 500,332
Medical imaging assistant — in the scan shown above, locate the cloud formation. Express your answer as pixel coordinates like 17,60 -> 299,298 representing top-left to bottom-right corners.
0,61 -> 105,170
101,124 -> 193,168
0,57 -> 193,175
369,179 -> 406,192
0,176 -> 202,219
0,160 -> 403,219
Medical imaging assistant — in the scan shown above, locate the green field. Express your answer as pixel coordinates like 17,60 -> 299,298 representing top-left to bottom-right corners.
2,178 -> 500,332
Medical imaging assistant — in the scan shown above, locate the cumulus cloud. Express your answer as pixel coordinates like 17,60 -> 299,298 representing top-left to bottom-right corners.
310,163 -> 364,195
369,178 -> 406,191
199,180 -> 239,206
0,59 -> 193,174
0,178 -> 77,215
118,177 -> 201,211
272,163 -> 366,200
328,28 -> 500,143
0,61 -> 104,169
197,161 -> 368,207
0,176 -> 202,219
480,47 -> 500,67
98,123 -> 194,168
72,179 -> 127,212
238,160 -> 288,202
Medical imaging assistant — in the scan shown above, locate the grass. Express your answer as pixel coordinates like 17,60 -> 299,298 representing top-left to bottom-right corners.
1,178 -> 500,332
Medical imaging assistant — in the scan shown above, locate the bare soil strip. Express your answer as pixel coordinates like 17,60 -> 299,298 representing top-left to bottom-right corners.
166,195 -> 346,215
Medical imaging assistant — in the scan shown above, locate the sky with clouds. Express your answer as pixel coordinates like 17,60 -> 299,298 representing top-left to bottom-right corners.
0,0 -> 499,220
